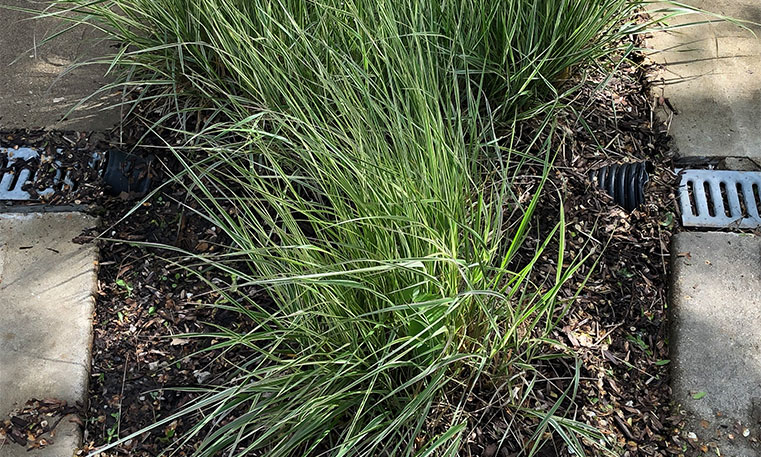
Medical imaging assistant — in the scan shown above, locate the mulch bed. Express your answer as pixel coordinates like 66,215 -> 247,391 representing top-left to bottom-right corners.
441,40 -> 688,456
533,57 -> 685,456
1,37 -> 702,457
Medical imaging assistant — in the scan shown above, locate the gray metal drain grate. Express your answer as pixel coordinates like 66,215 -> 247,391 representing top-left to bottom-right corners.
0,147 -> 103,200
678,169 -> 761,228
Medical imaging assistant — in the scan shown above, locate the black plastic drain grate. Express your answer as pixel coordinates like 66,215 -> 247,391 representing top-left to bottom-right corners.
0,147 -> 103,201
678,169 -> 761,228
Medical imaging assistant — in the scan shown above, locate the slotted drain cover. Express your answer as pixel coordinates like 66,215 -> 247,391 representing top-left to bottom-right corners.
0,148 -> 39,200
678,169 -> 761,228
0,147 -> 103,201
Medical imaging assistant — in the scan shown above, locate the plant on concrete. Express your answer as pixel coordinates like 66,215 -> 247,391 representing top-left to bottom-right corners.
45,0 -> 668,455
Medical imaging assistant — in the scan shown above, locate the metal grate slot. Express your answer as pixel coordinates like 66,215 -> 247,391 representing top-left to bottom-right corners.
678,169 -> 761,228
0,148 -> 42,200
0,147 -> 103,201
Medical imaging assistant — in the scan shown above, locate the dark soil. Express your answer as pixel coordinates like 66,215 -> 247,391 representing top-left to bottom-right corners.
0,40 -> 694,457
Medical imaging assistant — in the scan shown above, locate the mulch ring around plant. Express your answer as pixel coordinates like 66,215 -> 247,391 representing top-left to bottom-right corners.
79,54 -> 685,456
0,47 -> 691,457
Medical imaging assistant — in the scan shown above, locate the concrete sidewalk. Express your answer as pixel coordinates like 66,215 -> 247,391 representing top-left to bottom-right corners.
671,232 -> 761,456
0,2 -> 114,455
648,0 -> 761,455
0,0 -> 118,130
0,213 -> 98,457
649,0 -> 761,159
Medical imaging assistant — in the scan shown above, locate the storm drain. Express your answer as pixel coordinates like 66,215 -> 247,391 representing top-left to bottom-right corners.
678,169 -> 761,228
0,147 -> 103,200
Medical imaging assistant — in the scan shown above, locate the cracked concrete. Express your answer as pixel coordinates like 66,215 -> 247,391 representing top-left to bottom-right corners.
0,212 -> 98,457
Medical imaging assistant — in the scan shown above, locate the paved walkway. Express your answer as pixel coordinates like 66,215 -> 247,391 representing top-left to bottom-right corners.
0,213 -> 98,457
671,233 -> 761,456
650,1 -> 761,455
0,0 -> 118,130
0,3 -> 113,456
649,0 -> 761,160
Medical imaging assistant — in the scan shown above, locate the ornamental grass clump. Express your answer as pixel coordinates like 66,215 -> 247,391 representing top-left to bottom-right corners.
47,0 -> 657,455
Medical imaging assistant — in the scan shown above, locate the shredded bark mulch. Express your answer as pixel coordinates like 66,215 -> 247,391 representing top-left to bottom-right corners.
539,56 -> 684,457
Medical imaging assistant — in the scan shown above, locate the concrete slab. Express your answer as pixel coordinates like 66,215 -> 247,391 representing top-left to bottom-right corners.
0,212 -> 98,457
648,0 -> 761,159
0,1 -> 119,130
670,232 -> 761,456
